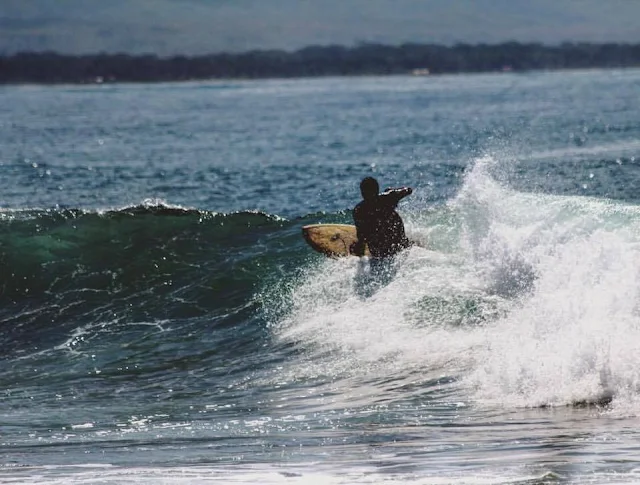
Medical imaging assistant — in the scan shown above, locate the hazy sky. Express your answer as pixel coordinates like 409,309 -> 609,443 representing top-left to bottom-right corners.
2,0 -> 640,55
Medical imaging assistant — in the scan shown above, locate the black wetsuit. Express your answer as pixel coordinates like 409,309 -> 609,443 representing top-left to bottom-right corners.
353,188 -> 412,258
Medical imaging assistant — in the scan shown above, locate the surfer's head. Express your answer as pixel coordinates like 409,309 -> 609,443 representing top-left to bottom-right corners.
360,177 -> 379,200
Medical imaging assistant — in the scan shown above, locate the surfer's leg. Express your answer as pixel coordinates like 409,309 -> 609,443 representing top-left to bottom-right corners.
370,257 -> 397,288
354,257 -> 375,299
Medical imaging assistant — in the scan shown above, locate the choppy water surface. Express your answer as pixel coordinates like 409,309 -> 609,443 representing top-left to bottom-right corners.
2,70 -> 640,484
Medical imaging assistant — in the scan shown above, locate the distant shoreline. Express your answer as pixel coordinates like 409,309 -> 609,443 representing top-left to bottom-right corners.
2,42 -> 640,85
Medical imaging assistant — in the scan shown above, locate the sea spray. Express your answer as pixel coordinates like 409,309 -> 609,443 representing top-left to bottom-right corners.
456,158 -> 640,408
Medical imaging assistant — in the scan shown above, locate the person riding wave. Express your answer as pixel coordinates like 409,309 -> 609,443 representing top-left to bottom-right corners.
351,177 -> 413,258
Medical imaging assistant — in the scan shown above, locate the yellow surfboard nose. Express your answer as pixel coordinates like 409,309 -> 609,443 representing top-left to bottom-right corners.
302,224 -> 369,257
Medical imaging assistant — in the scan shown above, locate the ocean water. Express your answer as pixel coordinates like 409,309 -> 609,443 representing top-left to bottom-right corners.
2,69 -> 640,484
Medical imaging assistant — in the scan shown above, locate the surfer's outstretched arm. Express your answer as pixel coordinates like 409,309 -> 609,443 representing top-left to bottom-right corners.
381,187 -> 413,206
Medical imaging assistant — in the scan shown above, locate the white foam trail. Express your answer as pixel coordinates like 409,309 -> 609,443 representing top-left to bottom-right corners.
276,252 -> 483,382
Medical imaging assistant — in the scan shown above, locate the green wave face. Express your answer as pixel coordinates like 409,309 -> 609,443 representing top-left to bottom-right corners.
0,206 -> 313,351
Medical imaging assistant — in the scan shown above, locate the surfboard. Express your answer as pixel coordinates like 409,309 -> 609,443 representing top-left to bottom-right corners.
302,224 -> 369,257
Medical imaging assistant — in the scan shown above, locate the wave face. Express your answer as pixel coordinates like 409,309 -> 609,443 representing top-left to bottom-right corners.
6,157 -> 640,400
5,159 -> 640,483
0,205 -> 308,354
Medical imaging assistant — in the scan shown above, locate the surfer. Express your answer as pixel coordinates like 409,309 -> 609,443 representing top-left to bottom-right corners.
351,177 -> 413,258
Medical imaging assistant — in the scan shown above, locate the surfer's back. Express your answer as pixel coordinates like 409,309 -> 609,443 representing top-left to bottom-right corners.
353,188 -> 411,258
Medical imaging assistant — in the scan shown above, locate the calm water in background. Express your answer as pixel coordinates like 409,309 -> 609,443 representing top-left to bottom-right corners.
2,70 -> 640,484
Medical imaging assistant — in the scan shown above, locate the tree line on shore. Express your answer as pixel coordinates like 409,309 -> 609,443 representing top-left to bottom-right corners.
2,42 -> 640,84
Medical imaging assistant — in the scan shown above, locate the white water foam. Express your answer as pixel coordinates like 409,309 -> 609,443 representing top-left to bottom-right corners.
275,155 -> 640,412
459,157 -> 640,409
